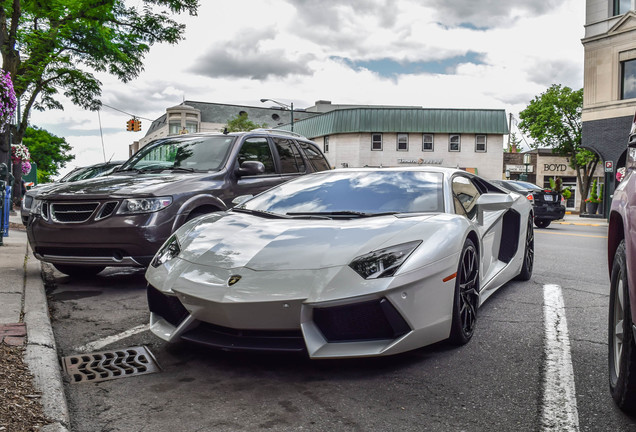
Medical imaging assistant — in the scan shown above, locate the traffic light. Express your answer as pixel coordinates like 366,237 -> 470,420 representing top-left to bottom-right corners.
126,119 -> 134,131
133,119 -> 141,132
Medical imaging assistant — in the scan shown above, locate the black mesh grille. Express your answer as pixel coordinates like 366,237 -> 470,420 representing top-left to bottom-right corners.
181,322 -> 305,353
313,298 -> 411,342
36,247 -> 127,257
97,201 -> 118,220
51,202 -> 99,223
147,285 -> 189,327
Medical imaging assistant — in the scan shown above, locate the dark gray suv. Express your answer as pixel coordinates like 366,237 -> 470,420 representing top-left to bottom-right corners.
26,130 -> 330,276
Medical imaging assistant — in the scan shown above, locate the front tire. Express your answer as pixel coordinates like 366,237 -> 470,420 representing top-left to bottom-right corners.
449,238 -> 479,345
609,240 -> 636,412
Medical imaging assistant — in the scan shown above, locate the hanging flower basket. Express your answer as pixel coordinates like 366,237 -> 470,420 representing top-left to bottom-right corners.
11,143 -> 30,163
0,70 -> 17,132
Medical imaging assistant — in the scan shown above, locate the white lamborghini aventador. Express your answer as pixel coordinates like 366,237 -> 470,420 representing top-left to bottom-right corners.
145,167 -> 534,359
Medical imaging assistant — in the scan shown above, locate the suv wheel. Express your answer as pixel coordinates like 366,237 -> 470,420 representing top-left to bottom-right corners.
534,219 -> 550,228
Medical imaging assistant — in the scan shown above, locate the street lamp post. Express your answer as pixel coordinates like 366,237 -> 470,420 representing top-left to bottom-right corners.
520,153 -> 531,181
260,98 -> 294,131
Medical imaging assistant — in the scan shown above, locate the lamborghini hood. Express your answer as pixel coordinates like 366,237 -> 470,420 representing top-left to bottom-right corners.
176,211 -> 437,271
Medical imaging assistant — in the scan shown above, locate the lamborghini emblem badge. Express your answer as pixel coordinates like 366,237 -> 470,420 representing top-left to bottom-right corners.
228,275 -> 241,286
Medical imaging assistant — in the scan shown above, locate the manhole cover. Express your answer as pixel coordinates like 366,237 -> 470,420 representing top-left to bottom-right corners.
62,346 -> 161,384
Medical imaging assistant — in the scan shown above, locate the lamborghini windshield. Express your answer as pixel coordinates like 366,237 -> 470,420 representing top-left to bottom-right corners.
239,170 -> 444,216
119,135 -> 236,173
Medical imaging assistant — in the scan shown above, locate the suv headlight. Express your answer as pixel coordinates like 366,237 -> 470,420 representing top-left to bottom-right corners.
117,197 -> 172,214
151,235 -> 181,268
30,199 -> 42,215
349,241 -> 421,279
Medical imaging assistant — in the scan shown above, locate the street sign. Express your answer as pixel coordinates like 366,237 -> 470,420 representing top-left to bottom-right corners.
605,160 -> 614,173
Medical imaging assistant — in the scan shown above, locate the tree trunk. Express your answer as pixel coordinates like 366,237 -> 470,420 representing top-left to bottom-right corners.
11,160 -> 22,207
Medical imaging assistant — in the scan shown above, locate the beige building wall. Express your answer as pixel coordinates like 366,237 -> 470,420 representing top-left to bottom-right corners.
320,133 -> 504,180
583,7 -> 636,122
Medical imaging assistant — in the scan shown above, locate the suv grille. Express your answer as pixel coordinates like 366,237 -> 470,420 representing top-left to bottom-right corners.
51,202 -> 99,223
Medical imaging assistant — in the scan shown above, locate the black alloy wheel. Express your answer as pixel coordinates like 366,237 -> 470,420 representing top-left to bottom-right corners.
515,216 -> 534,281
449,238 -> 479,345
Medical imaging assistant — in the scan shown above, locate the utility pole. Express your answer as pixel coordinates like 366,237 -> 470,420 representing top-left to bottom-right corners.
507,113 -> 513,150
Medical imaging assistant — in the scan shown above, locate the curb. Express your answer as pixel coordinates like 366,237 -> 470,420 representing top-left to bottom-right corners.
21,234 -> 70,432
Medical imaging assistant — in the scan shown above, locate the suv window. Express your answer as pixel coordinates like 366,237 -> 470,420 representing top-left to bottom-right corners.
238,138 -> 276,174
273,138 -> 306,174
298,142 -> 331,172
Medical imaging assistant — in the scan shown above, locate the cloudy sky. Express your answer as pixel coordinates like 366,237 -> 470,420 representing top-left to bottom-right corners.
29,0 -> 585,177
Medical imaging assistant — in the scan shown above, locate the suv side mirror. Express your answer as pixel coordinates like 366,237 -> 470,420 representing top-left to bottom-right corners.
237,161 -> 265,177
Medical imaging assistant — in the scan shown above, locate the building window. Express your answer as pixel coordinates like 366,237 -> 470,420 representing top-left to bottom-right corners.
169,122 -> 181,135
422,134 -> 433,151
614,0 -> 631,15
449,134 -> 461,152
397,133 -> 408,151
622,59 -> 636,99
475,135 -> 486,152
324,136 -> 329,153
185,122 -> 198,133
372,133 -> 383,151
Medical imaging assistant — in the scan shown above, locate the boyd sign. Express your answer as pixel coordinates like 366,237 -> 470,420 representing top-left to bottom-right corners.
544,163 -> 568,172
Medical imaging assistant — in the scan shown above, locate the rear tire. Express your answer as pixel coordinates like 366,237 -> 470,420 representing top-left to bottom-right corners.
534,219 -> 550,228
449,238 -> 479,345
515,216 -> 534,281
53,264 -> 105,277
609,240 -> 636,412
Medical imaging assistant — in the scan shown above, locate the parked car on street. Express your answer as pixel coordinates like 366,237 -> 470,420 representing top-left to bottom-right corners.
146,166 -> 534,358
21,160 -> 125,225
608,111 -> 636,413
490,179 -> 565,228
26,130 -> 330,276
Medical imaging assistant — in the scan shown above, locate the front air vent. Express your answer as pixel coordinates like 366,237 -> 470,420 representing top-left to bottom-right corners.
313,298 -> 411,342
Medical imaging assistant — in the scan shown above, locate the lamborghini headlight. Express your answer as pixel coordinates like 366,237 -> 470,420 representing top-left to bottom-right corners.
117,197 -> 172,214
151,235 -> 181,268
349,241 -> 421,279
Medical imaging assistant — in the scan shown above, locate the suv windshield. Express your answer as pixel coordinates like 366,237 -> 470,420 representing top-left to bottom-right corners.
119,135 -> 236,172
240,170 -> 444,216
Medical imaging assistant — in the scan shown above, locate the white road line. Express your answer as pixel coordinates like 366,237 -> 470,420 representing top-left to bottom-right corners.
541,284 -> 580,431
73,324 -> 150,353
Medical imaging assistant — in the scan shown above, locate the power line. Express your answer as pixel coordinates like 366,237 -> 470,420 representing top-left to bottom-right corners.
100,103 -> 154,121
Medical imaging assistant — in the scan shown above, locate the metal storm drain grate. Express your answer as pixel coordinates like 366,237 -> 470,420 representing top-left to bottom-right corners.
62,346 -> 161,384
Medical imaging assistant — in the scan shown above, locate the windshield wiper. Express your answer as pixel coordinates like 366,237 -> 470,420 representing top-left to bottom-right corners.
169,167 -> 195,172
232,208 -> 290,219
286,211 -> 399,219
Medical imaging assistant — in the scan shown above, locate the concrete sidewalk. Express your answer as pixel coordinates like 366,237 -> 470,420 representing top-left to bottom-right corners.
1,213 -> 69,432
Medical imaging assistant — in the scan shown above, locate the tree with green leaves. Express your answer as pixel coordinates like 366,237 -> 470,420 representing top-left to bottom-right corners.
23,126 -> 73,182
224,112 -> 267,132
0,0 -> 199,198
518,84 -> 598,214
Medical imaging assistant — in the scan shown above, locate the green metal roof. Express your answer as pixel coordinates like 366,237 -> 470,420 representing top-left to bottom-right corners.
279,108 -> 509,138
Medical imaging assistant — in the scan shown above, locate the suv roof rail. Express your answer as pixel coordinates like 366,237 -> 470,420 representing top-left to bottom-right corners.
251,128 -> 305,138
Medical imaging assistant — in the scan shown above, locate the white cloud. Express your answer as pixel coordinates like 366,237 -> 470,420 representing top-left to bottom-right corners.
27,0 -> 585,177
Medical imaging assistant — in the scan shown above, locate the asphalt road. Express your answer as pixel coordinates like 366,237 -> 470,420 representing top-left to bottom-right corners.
45,221 -> 636,432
